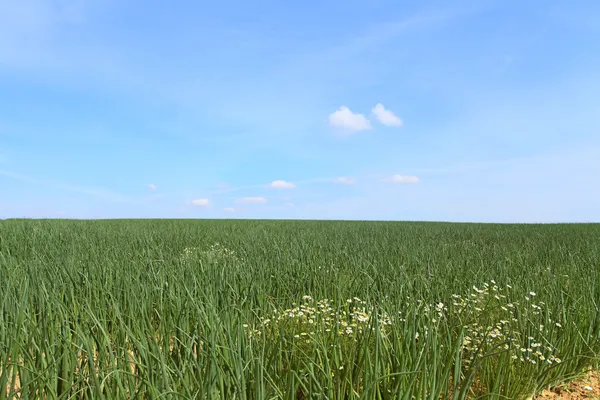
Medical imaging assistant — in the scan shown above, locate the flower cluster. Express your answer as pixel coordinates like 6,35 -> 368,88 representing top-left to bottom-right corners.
246,296 -> 392,342
452,282 -> 562,366
244,282 -> 566,371
180,243 -> 243,264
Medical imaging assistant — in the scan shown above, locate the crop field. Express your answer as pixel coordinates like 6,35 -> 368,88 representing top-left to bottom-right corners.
0,219 -> 599,399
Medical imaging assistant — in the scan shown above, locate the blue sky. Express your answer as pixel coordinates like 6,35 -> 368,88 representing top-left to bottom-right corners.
1,0 -> 599,222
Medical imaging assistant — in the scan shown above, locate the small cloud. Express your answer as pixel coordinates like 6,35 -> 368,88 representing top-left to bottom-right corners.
287,203 -> 295,207
236,196 -> 268,204
191,198 -> 210,206
269,180 -> 296,189
383,174 -> 420,183
335,177 -> 356,184
328,106 -> 371,132
216,183 -> 229,189
372,103 -> 403,127
223,207 -> 235,213
147,184 -> 157,190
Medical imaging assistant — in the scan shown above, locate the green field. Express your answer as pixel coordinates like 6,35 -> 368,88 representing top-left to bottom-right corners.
0,219 -> 599,399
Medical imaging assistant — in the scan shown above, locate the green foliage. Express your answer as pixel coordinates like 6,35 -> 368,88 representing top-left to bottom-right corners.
0,219 -> 598,398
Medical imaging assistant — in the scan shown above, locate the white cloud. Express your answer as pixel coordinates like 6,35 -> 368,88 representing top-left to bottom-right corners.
335,177 -> 356,184
191,198 -> 210,206
147,184 -> 157,190
269,180 -> 296,189
372,103 -> 403,127
223,207 -> 235,213
328,106 -> 371,132
287,203 -> 295,207
216,183 -> 230,189
236,196 -> 268,204
383,174 -> 420,183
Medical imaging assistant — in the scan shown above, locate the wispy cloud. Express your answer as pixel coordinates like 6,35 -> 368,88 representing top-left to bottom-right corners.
383,174 -> 420,183
0,1 -> 469,165
223,207 -> 235,213
0,169 -> 159,204
268,180 -> 296,189
147,183 -> 157,190
372,103 -> 403,127
0,1 -> 113,73
191,198 -> 210,206
335,177 -> 356,184
236,196 -> 268,204
328,106 -> 371,133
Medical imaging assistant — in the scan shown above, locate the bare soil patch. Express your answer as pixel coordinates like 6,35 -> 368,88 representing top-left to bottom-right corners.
536,370 -> 600,400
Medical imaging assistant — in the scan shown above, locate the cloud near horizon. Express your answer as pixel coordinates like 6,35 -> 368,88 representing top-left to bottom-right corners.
383,175 -> 420,183
191,198 -> 210,206
268,180 -> 296,189
236,197 -> 268,204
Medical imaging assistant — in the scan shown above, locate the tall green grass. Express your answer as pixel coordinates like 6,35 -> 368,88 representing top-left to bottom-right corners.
0,219 -> 598,399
